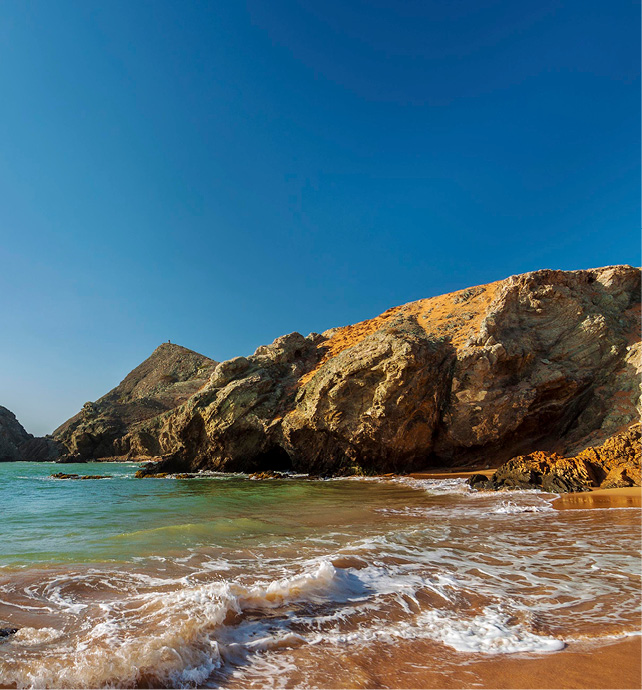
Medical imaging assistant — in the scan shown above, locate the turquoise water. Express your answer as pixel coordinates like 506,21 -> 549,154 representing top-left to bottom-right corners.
0,462 -> 427,565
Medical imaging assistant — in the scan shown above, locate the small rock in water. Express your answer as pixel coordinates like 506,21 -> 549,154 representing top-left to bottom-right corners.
248,470 -> 289,480
50,473 -> 110,480
467,474 -> 495,490
0,628 -> 18,638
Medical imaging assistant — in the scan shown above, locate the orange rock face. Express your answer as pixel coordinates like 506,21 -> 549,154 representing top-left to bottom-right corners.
576,424 -> 641,487
470,424 -> 641,492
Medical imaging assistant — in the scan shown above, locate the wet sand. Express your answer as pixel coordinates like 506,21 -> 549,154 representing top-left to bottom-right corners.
230,633 -> 641,689
554,486 -> 642,510
461,637 -> 642,690
411,468 -> 496,480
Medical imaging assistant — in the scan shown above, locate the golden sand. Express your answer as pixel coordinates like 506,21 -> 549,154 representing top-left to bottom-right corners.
554,486 -> 642,510
233,635 -> 641,689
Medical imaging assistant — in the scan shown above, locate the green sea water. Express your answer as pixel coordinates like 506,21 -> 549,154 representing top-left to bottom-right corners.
0,461 -> 429,566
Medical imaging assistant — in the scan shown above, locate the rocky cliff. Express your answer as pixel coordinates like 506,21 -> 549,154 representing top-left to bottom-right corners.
104,264 -> 640,480
52,343 -> 218,460
0,406 -> 30,461
0,406 -> 62,462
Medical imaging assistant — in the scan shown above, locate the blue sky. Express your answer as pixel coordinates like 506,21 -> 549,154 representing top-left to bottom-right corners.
0,0 -> 639,435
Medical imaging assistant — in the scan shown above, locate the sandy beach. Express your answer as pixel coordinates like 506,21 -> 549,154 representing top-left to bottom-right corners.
278,635 -> 642,689
2,463 -> 639,688
554,486 -> 642,510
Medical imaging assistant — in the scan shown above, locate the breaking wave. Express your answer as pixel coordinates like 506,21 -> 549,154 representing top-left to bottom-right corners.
0,556 -> 574,689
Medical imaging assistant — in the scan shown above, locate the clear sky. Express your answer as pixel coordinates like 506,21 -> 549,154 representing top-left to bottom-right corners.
0,0 -> 639,435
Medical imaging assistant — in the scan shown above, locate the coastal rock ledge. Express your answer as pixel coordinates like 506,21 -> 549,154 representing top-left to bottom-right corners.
39,264 -> 641,487
468,424 -> 641,493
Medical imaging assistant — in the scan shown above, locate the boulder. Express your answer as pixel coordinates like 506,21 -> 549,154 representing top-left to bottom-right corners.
50,473 -> 110,480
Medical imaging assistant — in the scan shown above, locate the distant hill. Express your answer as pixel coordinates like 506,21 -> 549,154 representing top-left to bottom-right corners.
0,406 -> 61,462
52,343 -> 218,459
0,406 -> 30,461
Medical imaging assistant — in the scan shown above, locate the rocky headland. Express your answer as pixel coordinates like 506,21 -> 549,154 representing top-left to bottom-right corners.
0,406 -> 61,462
49,264 -> 641,490
5,265 -> 640,492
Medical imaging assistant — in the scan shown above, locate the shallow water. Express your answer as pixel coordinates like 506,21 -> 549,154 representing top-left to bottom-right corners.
0,463 -> 640,688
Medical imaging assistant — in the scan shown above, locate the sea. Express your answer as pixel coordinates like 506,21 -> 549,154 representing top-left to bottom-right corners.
0,462 -> 640,689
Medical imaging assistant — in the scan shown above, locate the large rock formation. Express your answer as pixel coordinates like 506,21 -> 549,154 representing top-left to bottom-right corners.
0,406 -> 62,462
52,343 -> 218,460
54,266 -> 642,483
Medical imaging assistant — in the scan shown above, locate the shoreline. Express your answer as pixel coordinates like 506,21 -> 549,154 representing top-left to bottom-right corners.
1,461 -> 640,689
553,485 -> 641,510
411,468 -> 642,509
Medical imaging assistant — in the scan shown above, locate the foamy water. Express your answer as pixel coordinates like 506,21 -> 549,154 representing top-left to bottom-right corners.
0,463 -> 640,688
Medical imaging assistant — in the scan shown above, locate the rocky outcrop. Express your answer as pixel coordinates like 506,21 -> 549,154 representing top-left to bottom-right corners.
432,266 -> 641,464
50,473 -> 110,480
19,437 -> 64,462
131,265 -> 641,477
468,424 -> 641,492
52,265 -> 641,479
52,343 -> 218,460
0,406 -> 31,461
281,318 -> 455,475
575,423 -> 641,488
150,332 -> 328,472
0,406 -> 63,462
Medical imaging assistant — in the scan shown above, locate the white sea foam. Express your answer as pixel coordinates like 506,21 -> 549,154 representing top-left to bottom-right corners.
415,606 -> 564,653
492,500 -> 553,514
2,540 -> 637,689
11,627 -> 64,645
397,477 -> 473,495
43,585 -> 87,615
0,560 -> 351,688
308,605 -> 565,654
